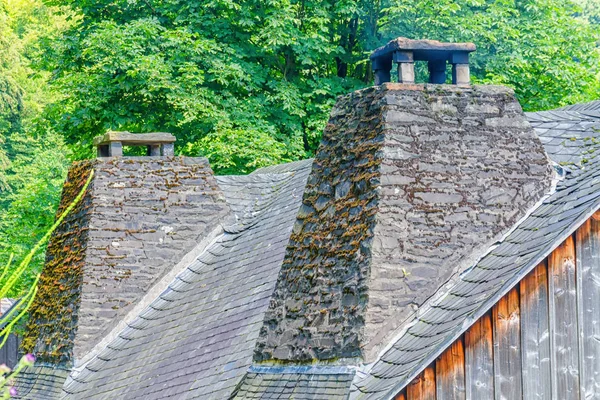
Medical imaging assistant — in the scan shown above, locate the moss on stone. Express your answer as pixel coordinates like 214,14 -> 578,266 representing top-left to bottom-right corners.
21,160 -> 96,366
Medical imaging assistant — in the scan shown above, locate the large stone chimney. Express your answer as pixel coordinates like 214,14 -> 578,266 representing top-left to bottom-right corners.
254,38 -> 553,364
22,133 -> 229,366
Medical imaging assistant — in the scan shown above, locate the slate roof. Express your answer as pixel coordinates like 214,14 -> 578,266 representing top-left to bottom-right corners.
60,160 -> 312,399
558,100 -> 600,112
527,108 -> 600,167
249,159 -> 313,175
15,366 -> 70,399
232,366 -> 355,399
12,100 -> 600,400
349,125 -> 600,398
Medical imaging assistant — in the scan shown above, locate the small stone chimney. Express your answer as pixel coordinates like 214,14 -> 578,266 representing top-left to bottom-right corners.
22,133 -> 230,366
255,38 -> 553,364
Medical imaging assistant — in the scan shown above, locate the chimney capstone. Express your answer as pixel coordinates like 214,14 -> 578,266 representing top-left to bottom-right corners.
94,131 -> 175,157
371,37 -> 476,85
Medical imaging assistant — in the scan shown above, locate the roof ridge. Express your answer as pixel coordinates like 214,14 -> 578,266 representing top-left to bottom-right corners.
557,99 -> 600,112
250,158 -> 314,175
219,171 -> 302,234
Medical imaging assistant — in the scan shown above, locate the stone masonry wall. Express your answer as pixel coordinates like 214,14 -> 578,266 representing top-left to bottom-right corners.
23,157 -> 229,365
254,83 -> 553,364
365,84 -> 553,360
254,86 -> 387,362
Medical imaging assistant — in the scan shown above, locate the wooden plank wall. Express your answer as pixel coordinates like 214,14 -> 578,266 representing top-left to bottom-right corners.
520,261 -> 551,399
492,288 -> 522,400
464,313 -> 493,398
549,236 -> 579,399
395,213 -> 600,400
577,218 -> 600,398
0,333 -> 20,368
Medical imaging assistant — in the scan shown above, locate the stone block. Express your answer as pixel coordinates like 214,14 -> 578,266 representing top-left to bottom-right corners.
415,192 -> 463,204
452,63 -> 470,85
385,111 -> 435,124
398,62 -> 415,84
485,116 -> 531,129
380,175 -> 415,186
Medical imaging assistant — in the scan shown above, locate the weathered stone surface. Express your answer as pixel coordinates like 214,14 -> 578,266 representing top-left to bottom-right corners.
254,83 -> 553,364
93,131 -> 175,146
371,37 -> 476,59
254,86 -> 386,363
22,157 -> 229,366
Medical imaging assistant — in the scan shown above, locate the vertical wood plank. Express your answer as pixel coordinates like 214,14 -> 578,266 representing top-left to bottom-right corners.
394,389 -> 407,400
6,334 -> 18,368
0,337 -> 6,366
549,234 -> 580,400
493,287 -> 522,400
520,261 -> 551,399
577,218 -> 600,398
16,335 -> 21,365
465,312 -> 494,399
407,366 -> 436,400
436,339 -> 466,400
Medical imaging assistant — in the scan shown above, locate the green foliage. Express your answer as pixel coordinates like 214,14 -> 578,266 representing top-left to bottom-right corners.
39,0 -> 600,172
0,137 -> 10,194
0,75 -> 23,138
0,0 -> 72,129
41,0 -> 373,167
0,133 -> 71,295
196,128 -> 288,175
0,0 -> 72,291
575,0 -> 600,24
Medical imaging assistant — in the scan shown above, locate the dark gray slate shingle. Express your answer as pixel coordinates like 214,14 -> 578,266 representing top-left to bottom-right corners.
15,366 -> 70,399
527,109 -> 600,167
558,100 -> 600,113
232,366 -> 355,400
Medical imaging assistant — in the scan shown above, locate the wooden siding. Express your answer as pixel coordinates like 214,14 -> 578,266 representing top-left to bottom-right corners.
520,261 -> 551,399
493,287 -> 522,400
396,213 -> 600,400
464,313 -> 494,398
0,333 -> 20,368
436,340 -> 465,400
549,235 -> 580,399
577,217 -> 600,398
407,367 -> 436,400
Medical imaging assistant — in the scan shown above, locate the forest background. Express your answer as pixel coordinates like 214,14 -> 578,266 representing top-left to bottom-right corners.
1,0 -> 600,294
